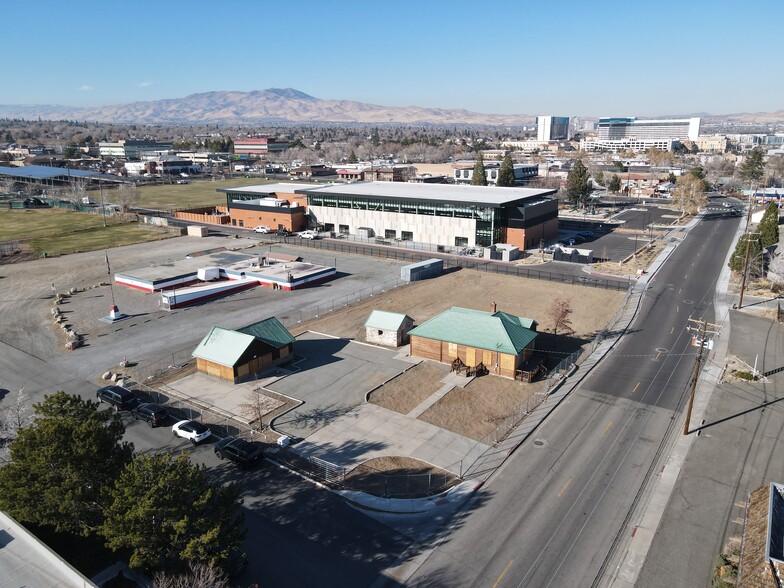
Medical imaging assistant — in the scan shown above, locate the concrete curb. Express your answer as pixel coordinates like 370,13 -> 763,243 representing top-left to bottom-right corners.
341,479 -> 482,514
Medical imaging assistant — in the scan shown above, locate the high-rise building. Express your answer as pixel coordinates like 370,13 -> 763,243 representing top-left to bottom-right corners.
581,117 -> 701,152
596,117 -> 700,141
536,116 -> 570,142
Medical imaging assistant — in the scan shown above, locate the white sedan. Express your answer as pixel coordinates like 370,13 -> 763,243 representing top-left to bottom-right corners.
253,225 -> 272,233
172,420 -> 212,445
298,230 -> 319,240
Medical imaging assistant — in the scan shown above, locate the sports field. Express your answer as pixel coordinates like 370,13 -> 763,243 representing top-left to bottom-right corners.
135,177 -> 276,210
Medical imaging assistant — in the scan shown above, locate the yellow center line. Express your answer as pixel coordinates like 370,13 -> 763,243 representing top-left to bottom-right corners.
493,559 -> 515,588
632,382 -> 640,393
601,421 -> 613,437
558,479 -> 572,497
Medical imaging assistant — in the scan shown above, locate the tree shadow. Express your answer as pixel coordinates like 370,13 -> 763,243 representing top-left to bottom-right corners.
205,436 -> 492,588
271,403 -> 354,441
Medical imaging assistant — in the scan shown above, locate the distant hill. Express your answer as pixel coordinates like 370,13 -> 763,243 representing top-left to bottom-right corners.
0,88 -> 535,126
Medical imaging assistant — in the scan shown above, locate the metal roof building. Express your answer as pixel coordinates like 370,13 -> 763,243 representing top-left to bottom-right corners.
408,307 -> 538,379
192,318 -> 295,383
294,181 -> 559,250
0,165 -> 118,189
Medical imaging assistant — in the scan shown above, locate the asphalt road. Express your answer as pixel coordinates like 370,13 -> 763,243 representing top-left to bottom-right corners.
402,214 -> 741,587
636,310 -> 784,587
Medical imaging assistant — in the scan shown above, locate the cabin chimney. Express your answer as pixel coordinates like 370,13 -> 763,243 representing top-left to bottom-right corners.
490,301 -> 497,313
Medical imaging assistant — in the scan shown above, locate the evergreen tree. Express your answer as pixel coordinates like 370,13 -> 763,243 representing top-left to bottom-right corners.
739,147 -> 765,185
608,174 -> 622,193
759,201 -> 780,249
496,154 -> 515,187
729,233 -> 763,273
0,392 -> 133,535
471,152 -> 488,186
102,452 -> 245,573
565,159 -> 591,205
348,149 -> 358,163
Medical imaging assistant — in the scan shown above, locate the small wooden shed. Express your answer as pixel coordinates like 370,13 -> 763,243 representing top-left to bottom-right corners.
364,310 -> 414,347
192,317 -> 295,383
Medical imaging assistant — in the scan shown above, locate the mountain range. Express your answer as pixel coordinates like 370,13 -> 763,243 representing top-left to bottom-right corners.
0,88 -> 535,126
0,88 -> 782,126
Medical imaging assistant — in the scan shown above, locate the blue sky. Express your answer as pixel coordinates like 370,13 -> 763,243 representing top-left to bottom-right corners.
4,0 -> 782,117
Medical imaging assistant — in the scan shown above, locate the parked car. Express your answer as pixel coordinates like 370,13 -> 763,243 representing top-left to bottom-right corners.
172,420 -> 211,445
131,403 -> 169,427
253,225 -> 271,233
558,238 -> 576,247
576,230 -> 594,239
96,386 -> 139,411
571,235 -> 586,244
542,244 -> 559,254
275,228 -> 289,236
298,230 -> 319,240
214,437 -> 262,469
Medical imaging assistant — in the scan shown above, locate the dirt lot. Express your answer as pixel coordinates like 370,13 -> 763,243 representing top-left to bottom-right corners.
369,361 -> 451,414
420,375 -> 546,441
300,268 -> 625,341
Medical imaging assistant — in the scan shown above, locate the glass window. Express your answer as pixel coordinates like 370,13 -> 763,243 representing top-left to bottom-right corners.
401,231 -> 413,241
339,224 -> 349,234
385,229 -> 396,239
324,223 -> 334,232
455,236 -> 468,247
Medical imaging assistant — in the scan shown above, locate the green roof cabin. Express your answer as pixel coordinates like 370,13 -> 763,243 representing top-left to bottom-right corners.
408,304 -> 537,379
192,317 -> 295,383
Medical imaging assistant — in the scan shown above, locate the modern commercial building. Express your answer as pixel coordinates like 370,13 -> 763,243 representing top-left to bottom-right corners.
98,140 -> 173,159
297,181 -> 557,249
233,137 -> 289,155
218,183 -> 312,231
581,117 -> 701,152
537,116 -> 571,141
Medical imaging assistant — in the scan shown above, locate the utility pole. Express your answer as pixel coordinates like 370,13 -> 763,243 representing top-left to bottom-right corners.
738,231 -> 760,309
684,317 -> 722,435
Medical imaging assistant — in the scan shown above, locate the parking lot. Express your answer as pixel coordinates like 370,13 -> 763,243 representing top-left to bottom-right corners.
268,332 -> 414,439
0,234 -> 408,382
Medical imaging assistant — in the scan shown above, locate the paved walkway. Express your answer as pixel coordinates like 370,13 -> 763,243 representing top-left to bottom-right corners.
292,402 -> 489,476
406,371 -> 474,418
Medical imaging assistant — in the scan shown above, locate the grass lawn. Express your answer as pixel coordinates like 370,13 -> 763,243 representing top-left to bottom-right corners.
136,177 -> 279,210
29,224 -> 175,256
0,208 -> 120,241
0,208 -> 176,256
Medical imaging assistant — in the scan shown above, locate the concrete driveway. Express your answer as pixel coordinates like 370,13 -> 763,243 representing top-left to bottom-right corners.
292,402 -> 488,476
268,332 -> 412,439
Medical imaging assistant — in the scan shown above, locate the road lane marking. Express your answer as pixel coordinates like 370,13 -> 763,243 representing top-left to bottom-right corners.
632,382 -> 640,394
671,326 -> 675,334
493,559 -> 514,588
676,305 -> 679,313
684,274 -> 688,279
601,421 -> 613,437
655,350 -> 662,360
558,479 -> 572,497
678,288 -> 682,294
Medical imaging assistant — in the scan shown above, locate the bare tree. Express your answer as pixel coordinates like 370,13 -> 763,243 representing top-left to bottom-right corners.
548,298 -> 574,336
115,182 -> 139,212
671,174 -> 707,216
768,155 -> 784,188
1,387 -> 32,463
62,180 -> 88,209
238,391 -> 270,428
153,562 -> 229,588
